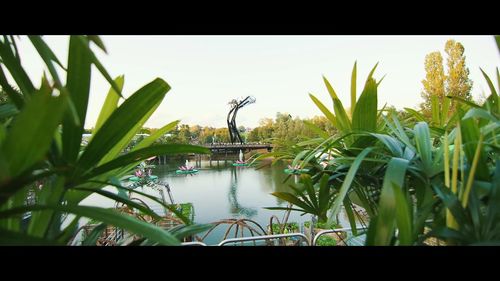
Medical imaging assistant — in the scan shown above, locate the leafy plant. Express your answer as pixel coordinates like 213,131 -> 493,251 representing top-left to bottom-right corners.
0,35 -> 211,245
266,55 -> 499,246
315,235 -> 337,246
266,174 -> 336,223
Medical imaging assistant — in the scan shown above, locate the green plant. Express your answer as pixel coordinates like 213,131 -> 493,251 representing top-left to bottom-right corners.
303,220 -> 339,229
267,55 -> 499,246
263,62 -> 384,234
316,235 -> 337,246
270,222 -> 298,234
266,174 -> 336,223
0,35 -> 211,245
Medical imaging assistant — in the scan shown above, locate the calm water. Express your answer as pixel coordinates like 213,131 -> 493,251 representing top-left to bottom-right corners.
151,159 -> 310,244
81,159 -> 350,245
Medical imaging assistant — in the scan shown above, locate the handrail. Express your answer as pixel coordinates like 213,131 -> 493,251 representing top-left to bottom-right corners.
218,232 -> 309,246
312,227 -> 367,246
181,241 -> 207,246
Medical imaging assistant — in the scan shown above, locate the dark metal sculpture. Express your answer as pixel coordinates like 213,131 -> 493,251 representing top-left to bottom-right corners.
227,96 -> 256,144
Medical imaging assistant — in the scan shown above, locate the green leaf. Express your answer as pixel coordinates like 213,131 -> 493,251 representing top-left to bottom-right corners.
27,36 -> 64,87
88,35 -> 107,53
0,67 -> 24,108
370,133 -> 403,158
27,176 -> 66,238
98,101 -> 162,166
303,120 -> 329,139
447,95 -> 481,109
0,124 -> 5,147
77,78 -> 171,174
414,122 -> 433,175
318,174 -> 331,211
389,112 -> 415,150
169,223 -> 213,240
343,199 -> 358,236
76,36 -> 122,97
377,74 -> 386,86
72,187 -> 162,220
300,175 -> 317,210
0,87 -> 66,181
370,158 -> 409,245
85,144 -> 210,179
0,103 -> 19,120
56,215 -> 81,244
0,39 -> 35,96
480,68 -> 498,97
133,120 -> 180,151
323,76 -> 351,133
270,192 -> 314,212
0,228 -> 59,245
460,117 -> 489,180
328,147 -> 372,224
309,93 -> 338,128
352,78 -> 378,132
463,108 -> 498,122
62,35 -> 92,164
433,185 -> 470,229
0,204 -> 181,245
85,178 -> 191,224
366,62 -> 379,84
93,75 -> 125,133
404,108 -> 426,122
393,183 -> 412,245
82,223 -> 108,246
350,61 -> 357,116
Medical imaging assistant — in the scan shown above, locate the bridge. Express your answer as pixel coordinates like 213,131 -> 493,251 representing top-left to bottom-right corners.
204,143 -> 273,153
202,143 -> 273,163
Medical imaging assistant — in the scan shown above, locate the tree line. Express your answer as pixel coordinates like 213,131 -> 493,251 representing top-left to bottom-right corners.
77,39 -> 475,150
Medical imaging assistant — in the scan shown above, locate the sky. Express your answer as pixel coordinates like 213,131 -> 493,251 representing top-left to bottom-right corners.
11,35 -> 500,129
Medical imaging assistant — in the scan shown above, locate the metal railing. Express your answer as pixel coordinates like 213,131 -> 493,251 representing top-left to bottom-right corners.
312,227 -> 367,246
181,241 -> 208,246
218,233 -> 309,246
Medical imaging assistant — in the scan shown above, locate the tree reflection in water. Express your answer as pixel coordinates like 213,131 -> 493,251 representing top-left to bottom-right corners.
228,167 -> 257,217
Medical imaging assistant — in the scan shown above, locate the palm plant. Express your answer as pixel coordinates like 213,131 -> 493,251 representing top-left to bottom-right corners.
262,62 -> 386,233
0,35 -> 211,245
267,57 -> 499,245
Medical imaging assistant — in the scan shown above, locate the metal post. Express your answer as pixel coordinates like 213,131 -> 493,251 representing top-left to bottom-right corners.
310,215 -> 317,245
165,184 -> 175,205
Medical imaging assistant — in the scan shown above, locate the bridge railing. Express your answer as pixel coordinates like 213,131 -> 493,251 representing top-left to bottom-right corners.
204,143 -> 272,148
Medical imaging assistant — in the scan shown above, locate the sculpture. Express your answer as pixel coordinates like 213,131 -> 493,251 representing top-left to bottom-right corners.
227,96 -> 255,144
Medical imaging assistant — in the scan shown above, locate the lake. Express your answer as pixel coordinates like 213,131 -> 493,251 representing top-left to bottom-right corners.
81,158 -> 352,245
151,159 -> 310,244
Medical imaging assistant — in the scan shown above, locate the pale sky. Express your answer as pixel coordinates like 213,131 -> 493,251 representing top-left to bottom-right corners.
11,35 -> 500,128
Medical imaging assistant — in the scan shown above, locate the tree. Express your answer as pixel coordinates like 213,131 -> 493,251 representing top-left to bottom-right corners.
420,40 -> 473,119
421,51 -> 446,118
445,40 -> 473,109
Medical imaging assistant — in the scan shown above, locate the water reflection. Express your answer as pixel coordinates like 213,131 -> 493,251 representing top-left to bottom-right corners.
228,168 -> 257,217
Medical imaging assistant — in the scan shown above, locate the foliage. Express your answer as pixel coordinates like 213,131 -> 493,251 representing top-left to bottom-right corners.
153,124 -> 231,145
266,174 -> 336,223
263,54 -> 499,246
303,220 -> 339,229
270,222 -> 299,234
0,35 -> 211,245
445,40 -> 473,102
421,52 -> 446,118
420,39 -> 473,122
315,235 -> 337,246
